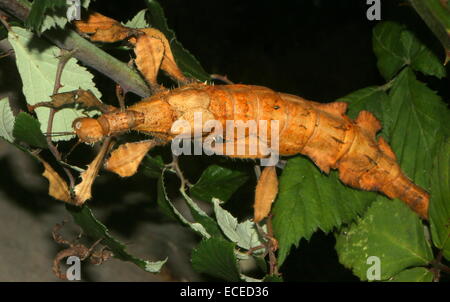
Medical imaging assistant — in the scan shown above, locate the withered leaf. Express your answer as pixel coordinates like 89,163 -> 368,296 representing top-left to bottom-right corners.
38,156 -> 71,203
75,11 -> 188,88
134,28 -> 188,87
105,140 -> 158,177
74,12 -> 130,42
254,166 -> 279,222
74,139 -> 114,205
134,33 -> 165,90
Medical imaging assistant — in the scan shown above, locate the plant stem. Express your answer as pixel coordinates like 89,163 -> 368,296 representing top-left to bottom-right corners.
46,49 -> 76,190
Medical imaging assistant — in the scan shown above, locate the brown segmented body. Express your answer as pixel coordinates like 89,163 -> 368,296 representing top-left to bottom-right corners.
73,83 -> 429,218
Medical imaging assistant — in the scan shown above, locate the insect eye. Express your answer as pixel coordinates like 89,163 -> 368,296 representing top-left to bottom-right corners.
75,122 -> 82,129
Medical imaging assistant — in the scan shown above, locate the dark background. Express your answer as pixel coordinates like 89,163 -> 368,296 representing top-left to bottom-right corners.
0,0 -> 448,281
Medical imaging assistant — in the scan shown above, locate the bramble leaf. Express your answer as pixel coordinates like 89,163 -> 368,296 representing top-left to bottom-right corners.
191,237 -> 240,281
335,197 -> 433,281
13,112 -> 48,149
429,138 -> 450,260
382,68 -> 450,190
156,171 -> 211,237
123,9 -> 149,29
190,165 -> 248,203
387,267 -> 433,282
212,198 -> 265,251
272,156 -> 376,266
373,22 -> 446,79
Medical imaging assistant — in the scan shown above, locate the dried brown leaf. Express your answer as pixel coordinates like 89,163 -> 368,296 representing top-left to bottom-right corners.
254,166 -> 279,222
135,28 -> 188,87
74,12 -> 130,42
33,155 -> 72,203
105,140 -> 157,177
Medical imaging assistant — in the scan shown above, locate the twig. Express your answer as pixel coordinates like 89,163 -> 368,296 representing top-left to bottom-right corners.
115,84 -> 126,111
0,49 -> 12,58
0,11 -> 11,31
247,215 -> 279,276
46,49 -> 77,190
166,155 -> 192,190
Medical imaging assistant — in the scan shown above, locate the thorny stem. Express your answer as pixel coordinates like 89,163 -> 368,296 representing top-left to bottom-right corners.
251,215 -> 279,276
166,155 -> 192,191
46,49 -> 77,190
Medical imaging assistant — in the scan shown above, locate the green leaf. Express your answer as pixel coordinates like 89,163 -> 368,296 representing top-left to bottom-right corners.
24,0 -> 66,33
8,26 -> 102,142
400,29 -> 446,79
372,22 -> 446,79
142,155 -> 165,179
190,165 -> 248,203
383,68 -> 450,190
13,112 -> 48,149
387,267 -> 433,282
373,22 -> 407,80
180,190 -> 223,238
337,86 -> 387,120
409,0 -> 450,64
40,9 -> 69,33
156,171 -> 210,238
123,9 -> 149,29
191,237 -> 240,281
67,204 -> 166,273
0,98 -> 15,143
212,198 -> 265,251
335,197 -> 433,281
429,138 -> 450,260
272,156 -> 376,266
145,0 -> 210,81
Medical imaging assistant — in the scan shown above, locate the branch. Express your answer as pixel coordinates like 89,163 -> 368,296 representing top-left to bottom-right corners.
0,0 -> 151,97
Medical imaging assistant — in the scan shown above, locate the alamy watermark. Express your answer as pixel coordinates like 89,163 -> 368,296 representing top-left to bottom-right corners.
366,256 -> 381,281
66,0 -> 81,22
366,0 -> 381,21
170,112 -> 280,166
66,256 -> 81,281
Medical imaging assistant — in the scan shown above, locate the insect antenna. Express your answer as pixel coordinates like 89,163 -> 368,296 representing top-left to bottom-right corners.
63,140 -> 82,162
44,131 -> 76,137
